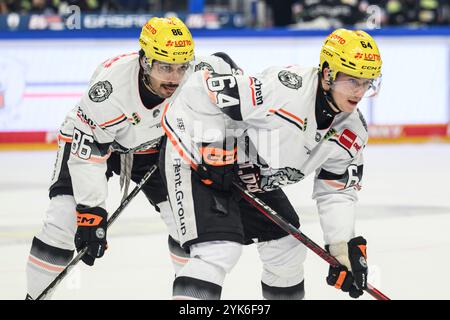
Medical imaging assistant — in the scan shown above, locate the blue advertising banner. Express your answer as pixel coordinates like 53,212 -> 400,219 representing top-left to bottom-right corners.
0,12 -> 247,33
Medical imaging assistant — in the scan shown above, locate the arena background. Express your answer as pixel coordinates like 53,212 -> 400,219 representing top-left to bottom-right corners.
1,0 -> 449,301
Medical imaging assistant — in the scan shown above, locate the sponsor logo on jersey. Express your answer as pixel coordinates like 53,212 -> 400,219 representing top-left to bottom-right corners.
177,118 -> 185,132
173,158 -> 186,235
88,80 -> 113,103
278,70 -> 302,90
165,39 -> 192,47
194,62 -> 215,73
153,109 -> 160,118
76,106 -> 96,129
339,129 -> 357,149
250,77 -> 263,106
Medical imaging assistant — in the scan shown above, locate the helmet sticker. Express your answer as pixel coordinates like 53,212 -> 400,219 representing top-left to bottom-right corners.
88,81 -> 113,103
278,70 -> 302,90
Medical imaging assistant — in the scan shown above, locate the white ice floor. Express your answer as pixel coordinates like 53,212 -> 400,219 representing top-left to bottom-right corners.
1,144 -> 450,300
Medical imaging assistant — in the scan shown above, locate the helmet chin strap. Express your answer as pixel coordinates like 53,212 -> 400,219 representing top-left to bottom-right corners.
142,73 -> 158,94
323,88 -> 341,113
322,72 -> 342,113
139,56 -> 160,96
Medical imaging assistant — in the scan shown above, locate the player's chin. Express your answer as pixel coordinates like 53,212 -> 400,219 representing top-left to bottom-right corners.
160,84 -> 178,97
341,99 -> 359,112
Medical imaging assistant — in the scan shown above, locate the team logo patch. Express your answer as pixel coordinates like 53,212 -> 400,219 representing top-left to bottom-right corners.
195,62 -> 215,72
278,70 -> 302,90
261,167 -> 305,191
88,81 -> 113,103
315,132 -> 322,142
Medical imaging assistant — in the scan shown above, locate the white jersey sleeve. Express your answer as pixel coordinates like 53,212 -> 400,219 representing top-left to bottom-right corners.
67,56 -> 136,209
67,52 -> 242,208
201,65 -> 315,128
312,116 -> 368,245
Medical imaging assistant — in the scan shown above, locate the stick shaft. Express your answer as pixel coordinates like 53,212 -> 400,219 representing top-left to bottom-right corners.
36,165 -> 157,300
234,182 -> 390,300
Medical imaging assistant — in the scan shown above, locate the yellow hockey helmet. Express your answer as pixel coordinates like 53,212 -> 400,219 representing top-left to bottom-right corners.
139,17 -> 194,65
320,29 -> 382,80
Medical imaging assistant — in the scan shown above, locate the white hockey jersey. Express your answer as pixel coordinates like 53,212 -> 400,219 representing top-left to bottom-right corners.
55,52 -> 239,210
162,65 -> 369,245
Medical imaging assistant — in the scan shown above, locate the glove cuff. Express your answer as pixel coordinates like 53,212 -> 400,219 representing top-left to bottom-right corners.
327,241 -> 352,271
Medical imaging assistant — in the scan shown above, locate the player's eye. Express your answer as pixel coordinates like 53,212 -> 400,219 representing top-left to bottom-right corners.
160,65 -> 173,72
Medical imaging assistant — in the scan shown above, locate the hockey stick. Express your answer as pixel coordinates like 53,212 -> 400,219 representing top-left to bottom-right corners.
234,182 -> 390,301
36,164 -> 157,300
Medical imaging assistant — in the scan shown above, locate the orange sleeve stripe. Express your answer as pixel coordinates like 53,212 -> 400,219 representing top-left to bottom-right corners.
324,180 -> 346,189
98,114 -> 126,127
170,253 -> 189,265
57,133 -> 72,143
86,152 -> 111,163
28,255 -> 65,272
249,77 -> 256,106
278,108 -> 304,124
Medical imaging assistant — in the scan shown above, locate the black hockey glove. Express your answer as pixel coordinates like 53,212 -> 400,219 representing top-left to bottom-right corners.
197,142 -> 238,191
197,162 -> 236,191
75,205 -> 108,266
236,162 -> 263,192
325,236 -> 368,299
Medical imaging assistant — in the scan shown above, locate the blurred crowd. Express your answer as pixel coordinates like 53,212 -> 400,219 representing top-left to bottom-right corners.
271,0 -> 450,27
0,0 -> 163,14
0,0 -> 449,27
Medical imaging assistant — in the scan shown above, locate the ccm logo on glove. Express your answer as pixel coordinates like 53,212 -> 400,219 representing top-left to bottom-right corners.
77,213 -> 104,226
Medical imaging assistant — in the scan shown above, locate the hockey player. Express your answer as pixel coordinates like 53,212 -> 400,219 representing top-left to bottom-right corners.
160,29 -> 382,299
25,17 -> 243,300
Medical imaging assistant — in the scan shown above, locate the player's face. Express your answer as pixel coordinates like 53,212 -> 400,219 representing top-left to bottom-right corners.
149,61 -> 191,98
331,73 -> 374,112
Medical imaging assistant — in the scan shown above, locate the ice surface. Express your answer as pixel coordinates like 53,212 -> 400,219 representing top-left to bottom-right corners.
1,144 -> 449,300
